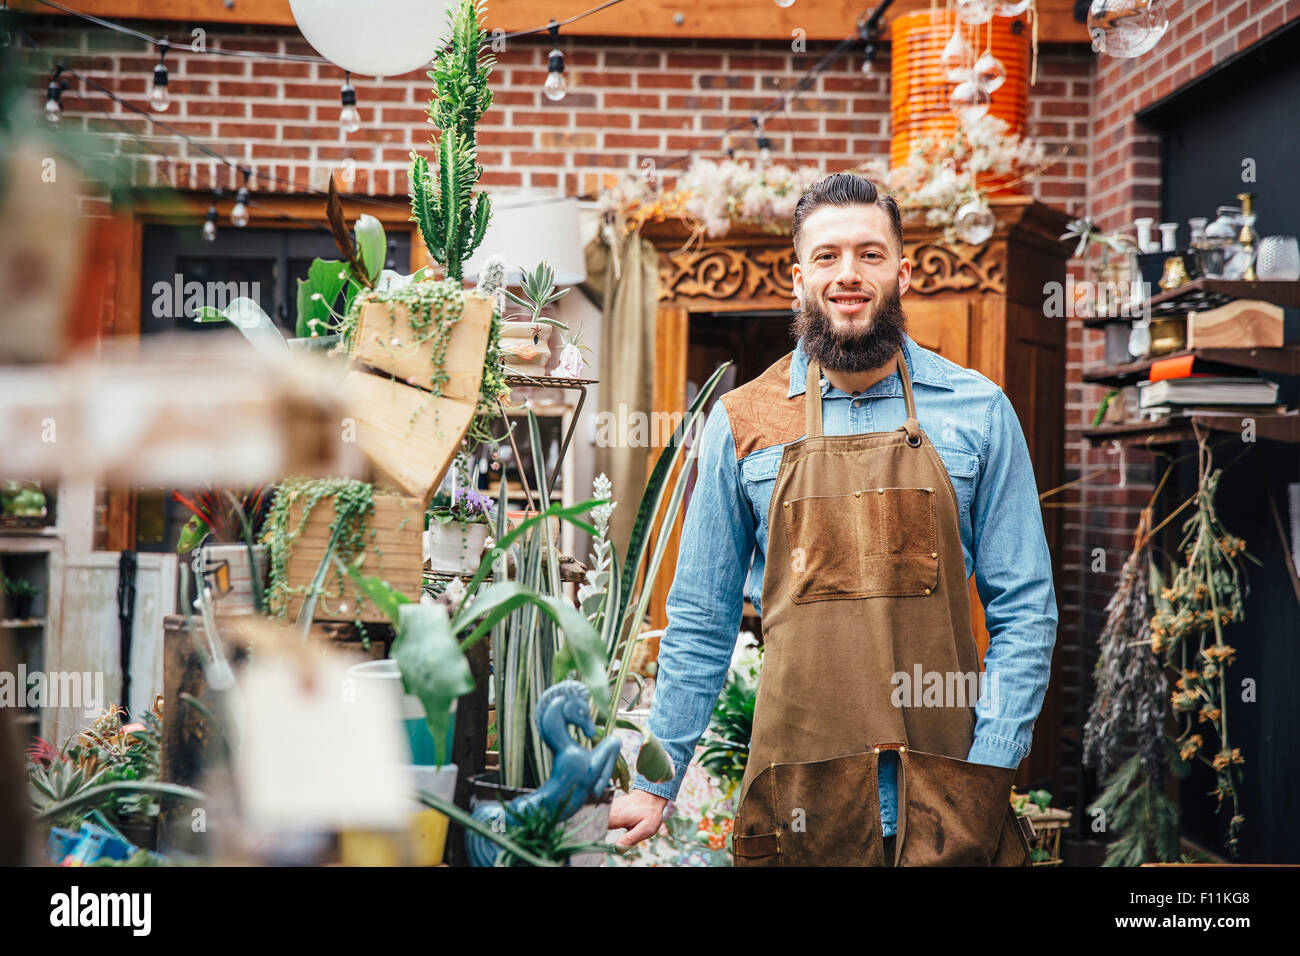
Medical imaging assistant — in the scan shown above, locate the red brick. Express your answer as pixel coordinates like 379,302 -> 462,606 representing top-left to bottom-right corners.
636,73 -> 694,90
509,151 -> 567,166
606,93 -> 661,109
511,110 -> 570,126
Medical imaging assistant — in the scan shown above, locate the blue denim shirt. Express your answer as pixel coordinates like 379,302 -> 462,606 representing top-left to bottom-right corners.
632,333 -> 1058,839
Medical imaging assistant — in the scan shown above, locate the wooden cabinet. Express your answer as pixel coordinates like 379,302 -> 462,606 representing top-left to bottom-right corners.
643,196 -> 1073,789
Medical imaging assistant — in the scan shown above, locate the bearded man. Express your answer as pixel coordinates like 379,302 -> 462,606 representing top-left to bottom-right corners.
607,173 -> 1057,866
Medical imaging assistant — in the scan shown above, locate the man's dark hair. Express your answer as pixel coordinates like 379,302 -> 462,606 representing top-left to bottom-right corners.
791,173 -> 903,262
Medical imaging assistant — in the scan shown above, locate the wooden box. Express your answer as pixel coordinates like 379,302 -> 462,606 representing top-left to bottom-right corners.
1186,299 -> 1284,348
345,293 -> 494,501
282,492 -> 425,623
351,294 -> 493,403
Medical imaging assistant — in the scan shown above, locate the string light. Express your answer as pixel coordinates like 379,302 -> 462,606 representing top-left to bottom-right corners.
203,201 -> 218,241
150,37 -> 170,112
543,21 -> 566,102
44,63 -> 65,123
231,168 -> 251,228
858,16 -> 876,75
339,71 -> 360,134
752,116 -> 772,167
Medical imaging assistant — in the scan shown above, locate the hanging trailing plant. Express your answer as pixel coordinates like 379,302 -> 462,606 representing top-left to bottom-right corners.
1150,438 -> 1260,859
264,477 -> 378,629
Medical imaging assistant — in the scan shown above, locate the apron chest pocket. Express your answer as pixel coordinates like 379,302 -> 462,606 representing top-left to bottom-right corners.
784,486 -> 940,603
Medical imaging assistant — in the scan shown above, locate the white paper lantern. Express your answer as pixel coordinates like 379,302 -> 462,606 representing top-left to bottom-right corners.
289,0 -> 455,77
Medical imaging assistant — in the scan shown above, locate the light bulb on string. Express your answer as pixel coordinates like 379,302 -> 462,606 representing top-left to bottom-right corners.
857,16 -> 878,75
203,203 -> 218,242
231,169 -> 251,228
150,38 -> 170,112
339,72 -> 360,134
44,64 -> 65,124
543,21 -> 566,102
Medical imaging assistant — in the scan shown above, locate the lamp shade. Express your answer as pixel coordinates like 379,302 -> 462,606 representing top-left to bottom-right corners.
288,0 -> 454,77
461,193 -> 587,287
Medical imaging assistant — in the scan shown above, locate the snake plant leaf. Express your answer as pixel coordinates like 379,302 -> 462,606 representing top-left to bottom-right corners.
34,782 -> 206,823
354,214 -> 386,284
614,718 -> 675,784
295,258 -> 347,338
393,603 -> 475,767
616,361 -> 732,655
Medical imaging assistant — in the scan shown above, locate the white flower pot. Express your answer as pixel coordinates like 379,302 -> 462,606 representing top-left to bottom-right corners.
424,520 -> 491,575
499,321 -> 553,376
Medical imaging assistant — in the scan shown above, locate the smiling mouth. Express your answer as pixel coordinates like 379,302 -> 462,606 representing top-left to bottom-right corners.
826,291 -> 873,313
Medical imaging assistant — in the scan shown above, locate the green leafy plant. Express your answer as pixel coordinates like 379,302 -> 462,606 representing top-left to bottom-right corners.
1,480 -> 47,517
488,793 -> 616,867
502,262 -> 570,329
1089,747 -> 1185,867
3,575 -> 38,598
408,0 -> 494,283
428,487 -> 495,527
698,668 -> 758,796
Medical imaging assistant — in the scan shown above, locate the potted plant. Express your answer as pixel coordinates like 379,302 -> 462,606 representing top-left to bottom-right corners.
173,486 -> 270,615
425,486 -> 495,575
0,479 -> 48,528
3,574 -> 38,620
499,262 -> 570,379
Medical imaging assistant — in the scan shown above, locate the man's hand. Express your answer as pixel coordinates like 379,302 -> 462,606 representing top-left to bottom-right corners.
608,788 -> 670,847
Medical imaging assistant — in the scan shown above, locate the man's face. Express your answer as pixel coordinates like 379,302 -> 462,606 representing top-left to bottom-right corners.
791,203 -> 913,372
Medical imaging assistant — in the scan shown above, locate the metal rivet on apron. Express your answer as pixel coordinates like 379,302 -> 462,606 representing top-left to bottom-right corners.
783,501 -> 790,508
930,552 -> 938,559
927,487 -> 934,493
899,745 -> 906,753
855,490 -> 862,497
924,588 -> 932,595
876,488 -> 884,494
872,747 -> 880,754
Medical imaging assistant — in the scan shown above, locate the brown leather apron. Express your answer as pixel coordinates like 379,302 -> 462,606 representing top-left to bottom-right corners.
731,349 -> 1031,867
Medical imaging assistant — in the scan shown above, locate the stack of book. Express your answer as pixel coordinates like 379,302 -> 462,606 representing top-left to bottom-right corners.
1137,356 -> 1282,416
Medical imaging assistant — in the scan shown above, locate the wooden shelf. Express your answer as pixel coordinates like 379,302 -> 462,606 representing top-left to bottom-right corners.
1082,346 -> 1300,387
0,618 -> 44,628
1084,410 -> 1300,446
1147,279 -> 1300,316
1082,280 -> 1300,327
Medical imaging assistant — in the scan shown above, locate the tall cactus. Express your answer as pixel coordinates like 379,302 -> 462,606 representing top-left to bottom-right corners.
410,0 -> 495,283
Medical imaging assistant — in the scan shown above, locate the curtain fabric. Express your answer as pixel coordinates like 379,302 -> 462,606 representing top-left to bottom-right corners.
578,227 -> 659,557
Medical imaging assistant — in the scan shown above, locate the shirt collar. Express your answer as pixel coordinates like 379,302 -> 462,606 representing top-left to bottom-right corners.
787,332 -> 955,398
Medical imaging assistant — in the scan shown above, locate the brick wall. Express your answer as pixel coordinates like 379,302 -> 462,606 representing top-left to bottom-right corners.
21,20 -> 1092,206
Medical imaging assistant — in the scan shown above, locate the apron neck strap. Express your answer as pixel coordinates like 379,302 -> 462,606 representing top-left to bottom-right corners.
805,358 -> 824,438
804,347 -> 921,444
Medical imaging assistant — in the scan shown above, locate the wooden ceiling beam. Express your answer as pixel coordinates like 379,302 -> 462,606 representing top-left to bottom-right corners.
15,0 -> 1090,46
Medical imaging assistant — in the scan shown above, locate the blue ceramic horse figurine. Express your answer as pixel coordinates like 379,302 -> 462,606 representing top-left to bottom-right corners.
466,680 -> 621,866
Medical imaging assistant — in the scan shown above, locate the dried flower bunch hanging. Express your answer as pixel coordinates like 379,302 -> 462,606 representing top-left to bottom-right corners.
1083,505 -> 1181,866
1150,440 -> 1260,858
1083,507 -> 1169,784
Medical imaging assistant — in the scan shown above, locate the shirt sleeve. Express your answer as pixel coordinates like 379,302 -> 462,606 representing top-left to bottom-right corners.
966,389 -> 1059,769
632,401 -> 755,801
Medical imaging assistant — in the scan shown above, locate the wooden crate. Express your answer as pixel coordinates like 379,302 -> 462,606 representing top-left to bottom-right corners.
344,293 -> 493,501
342,371 -> 477,503
282,492 -> 425,623
351,294 -> 493,403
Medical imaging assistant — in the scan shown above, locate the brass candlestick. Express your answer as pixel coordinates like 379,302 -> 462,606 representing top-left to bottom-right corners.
1237,191 -> 1257,281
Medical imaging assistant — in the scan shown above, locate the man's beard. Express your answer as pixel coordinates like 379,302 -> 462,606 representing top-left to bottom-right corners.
791,282 -> 907,373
